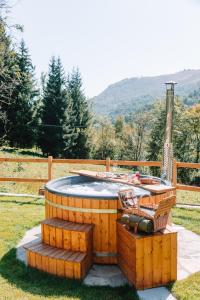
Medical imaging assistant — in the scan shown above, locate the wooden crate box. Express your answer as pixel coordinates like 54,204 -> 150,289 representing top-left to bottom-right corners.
117,221 -> 177,290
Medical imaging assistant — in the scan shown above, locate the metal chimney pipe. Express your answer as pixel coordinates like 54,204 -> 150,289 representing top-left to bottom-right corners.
161,81 -> 177,184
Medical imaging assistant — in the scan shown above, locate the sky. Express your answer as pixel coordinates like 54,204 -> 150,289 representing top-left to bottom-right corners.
8,0 -> 200,97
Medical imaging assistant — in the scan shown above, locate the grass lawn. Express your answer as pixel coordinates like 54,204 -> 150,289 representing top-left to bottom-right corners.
0,196 -> 138,300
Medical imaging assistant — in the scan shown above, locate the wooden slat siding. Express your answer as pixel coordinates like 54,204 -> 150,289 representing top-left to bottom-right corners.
65,253 -> 75,278
91,199 -> 100,254
55,225 -> 63,248
74,252 -> 85,279
56,251 -> 66,277
52,194 -> 57,218
83,199 -> 92,224
152,235 -> 162,286
100,200 -> 109,253
47,191 -> 52,219
170,232 -> 177,281
109,200 -> 117,263
68,197 -> 75,222
143,237 -> 153,289
65,252 -> 77,278
162,234 -> 171,284
71,228 -> 80,251
75,198 -> 83,223
79,230 -> 86,252
135,238 -> 144,289
49,225 -> 56,247
43,223 -> 50,245
63,229 -> 71,250
56,195 -> 63,219
28,251 -> 36,267
62,196 -> 69,221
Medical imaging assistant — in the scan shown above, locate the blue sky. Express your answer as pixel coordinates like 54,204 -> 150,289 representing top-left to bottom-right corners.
9,0 -> 200,97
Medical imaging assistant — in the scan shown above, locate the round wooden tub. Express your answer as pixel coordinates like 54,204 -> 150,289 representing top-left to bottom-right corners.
45,175 -> 153,264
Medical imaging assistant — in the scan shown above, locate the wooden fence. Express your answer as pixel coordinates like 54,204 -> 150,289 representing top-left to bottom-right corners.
0,156 -> 200,192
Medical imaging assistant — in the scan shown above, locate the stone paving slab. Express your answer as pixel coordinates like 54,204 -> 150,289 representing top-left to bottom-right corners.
138,287 -> 176,300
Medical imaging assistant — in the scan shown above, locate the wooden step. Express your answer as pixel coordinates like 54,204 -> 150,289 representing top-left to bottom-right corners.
24,240 -> 92,279
41,218 -> 93,252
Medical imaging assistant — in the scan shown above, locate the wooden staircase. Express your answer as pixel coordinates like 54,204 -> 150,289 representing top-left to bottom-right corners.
24,218 -> 93,279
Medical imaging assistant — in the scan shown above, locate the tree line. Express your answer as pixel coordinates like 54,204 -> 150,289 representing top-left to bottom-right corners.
0,15 -> 90,158
0,6 -> 200,185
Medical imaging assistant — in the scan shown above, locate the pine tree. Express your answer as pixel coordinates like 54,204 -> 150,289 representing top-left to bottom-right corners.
66,68 -> 91,158
6,40 -> 39,147
38,57 -> 73,157
0,18 -> 20,144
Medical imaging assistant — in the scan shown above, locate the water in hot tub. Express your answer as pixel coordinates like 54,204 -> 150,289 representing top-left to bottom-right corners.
60,181 -> 150,197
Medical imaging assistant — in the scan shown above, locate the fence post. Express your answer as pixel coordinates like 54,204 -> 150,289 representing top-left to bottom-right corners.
48,156 -> 53,181
106,157 -> 110,172
172,159 -> 177,188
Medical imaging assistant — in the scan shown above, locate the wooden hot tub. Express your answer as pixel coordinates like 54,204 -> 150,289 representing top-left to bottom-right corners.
45,175 -> 173,264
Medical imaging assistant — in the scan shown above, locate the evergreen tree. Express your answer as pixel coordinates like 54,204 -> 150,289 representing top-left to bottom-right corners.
66,68 -> 91,158
6,40 -> 39,147
38,57 -> 73,157
0,18 -> 20,144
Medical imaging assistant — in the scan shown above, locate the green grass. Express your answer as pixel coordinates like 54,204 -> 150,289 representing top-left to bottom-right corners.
170,273 -> 200,300
172,207 -> 200,235
0,196 -> 138,300
176,190 -> 200,205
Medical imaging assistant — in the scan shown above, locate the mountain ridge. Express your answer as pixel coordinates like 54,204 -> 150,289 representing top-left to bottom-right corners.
91,69 -> 200,117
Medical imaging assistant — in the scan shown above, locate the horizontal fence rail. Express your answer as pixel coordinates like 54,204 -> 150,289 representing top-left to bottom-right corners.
0,156 -> 199,192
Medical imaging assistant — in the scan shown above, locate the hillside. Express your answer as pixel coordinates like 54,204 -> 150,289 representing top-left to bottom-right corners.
91,69 -> 200,117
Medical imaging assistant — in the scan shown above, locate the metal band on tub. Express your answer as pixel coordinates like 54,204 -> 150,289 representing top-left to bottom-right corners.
45,199 -> 118,214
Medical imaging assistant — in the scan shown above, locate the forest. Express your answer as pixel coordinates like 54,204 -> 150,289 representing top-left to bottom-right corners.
0,1 -> 200,185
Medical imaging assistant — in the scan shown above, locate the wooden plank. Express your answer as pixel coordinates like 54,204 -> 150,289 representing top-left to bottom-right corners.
52,194 -> 57,218
108,200 -> 117,260
55,227 -> 63,248
143,237 -> 153,288
177,184 -> 200,192
53,158 -> 106,165
177,162 -> 200,169
43,224 -> 50,244
0,177 -> 48,182
68,197 -> 75,222
91,199 -> 100,253
110,160 -> 161,167
152,235 -> 162,286
170,232 -> 177,281
62,197 -> 69,221
70,170 -> 175,194
56,195 -> 63,219
0,157 -> 48,163
75,198 -> 83,223
83,199 -> 92,224
49,225 -> 56,247
71,230 -> 80,251
162,234 -> 171,284
99,200 -> 109,252
63,230 -> 71,250
135,238 -> 144,290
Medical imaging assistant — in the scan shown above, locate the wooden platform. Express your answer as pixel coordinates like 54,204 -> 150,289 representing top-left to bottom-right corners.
24,240 -> 92,279
41,218 -> 93,252
24,218 -> 93,280
117,221 -> 177,290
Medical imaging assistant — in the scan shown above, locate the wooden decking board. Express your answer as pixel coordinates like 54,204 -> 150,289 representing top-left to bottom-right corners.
41,218 -> 93,232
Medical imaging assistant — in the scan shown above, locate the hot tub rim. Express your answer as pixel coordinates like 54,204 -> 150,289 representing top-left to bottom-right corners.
45,175 -> 120,199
